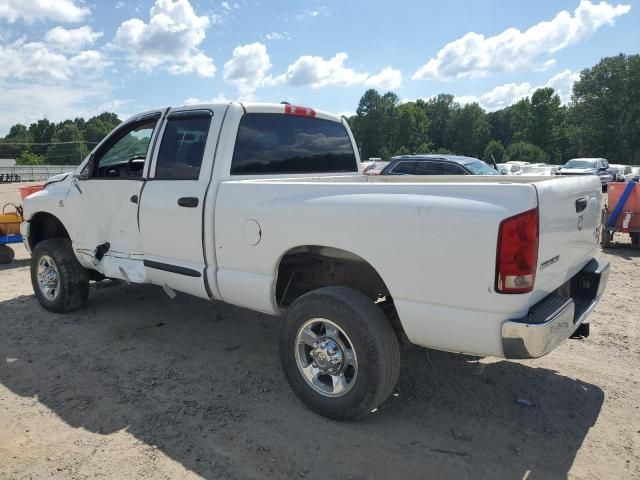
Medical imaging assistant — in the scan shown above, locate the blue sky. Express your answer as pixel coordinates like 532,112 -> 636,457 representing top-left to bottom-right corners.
0,0 -> 638,134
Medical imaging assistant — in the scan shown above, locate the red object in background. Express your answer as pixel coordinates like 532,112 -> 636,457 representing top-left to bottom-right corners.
19,185 -> 44,200
607,182 -> 640,231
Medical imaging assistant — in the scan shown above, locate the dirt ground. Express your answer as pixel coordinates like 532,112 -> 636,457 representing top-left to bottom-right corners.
0,182 -> 638,480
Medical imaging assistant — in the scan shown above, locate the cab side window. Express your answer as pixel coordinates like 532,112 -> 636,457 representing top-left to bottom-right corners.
155,112 -> 212,180
94,119 -> 158,179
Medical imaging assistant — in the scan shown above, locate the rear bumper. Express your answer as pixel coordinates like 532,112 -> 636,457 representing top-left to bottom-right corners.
502,258 -> 609,359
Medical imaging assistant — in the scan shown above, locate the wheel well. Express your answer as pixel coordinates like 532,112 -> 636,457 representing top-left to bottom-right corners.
28,212 -> 70,250
275,246 -> 403,333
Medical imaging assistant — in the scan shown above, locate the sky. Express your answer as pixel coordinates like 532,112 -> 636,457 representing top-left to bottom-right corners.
0,0 -> 638,134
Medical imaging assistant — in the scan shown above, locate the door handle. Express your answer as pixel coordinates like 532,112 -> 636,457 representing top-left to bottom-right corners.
177,197 -> 199,208
130,194 -> 138,204
575,197 -> 588,213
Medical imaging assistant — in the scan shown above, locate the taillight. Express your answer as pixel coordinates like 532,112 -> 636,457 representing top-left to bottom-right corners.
284,104 -> 316,117
496,208 -> 539,294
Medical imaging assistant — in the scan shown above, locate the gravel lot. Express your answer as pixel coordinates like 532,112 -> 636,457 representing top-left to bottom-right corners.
0,182 -> 638,479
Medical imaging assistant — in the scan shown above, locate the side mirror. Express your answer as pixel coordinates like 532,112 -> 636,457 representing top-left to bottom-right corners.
599,166 -> 608,172
74,154 -> 94,180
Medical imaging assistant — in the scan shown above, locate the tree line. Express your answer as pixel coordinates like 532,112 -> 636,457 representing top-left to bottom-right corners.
348,54 -> 640,165
0,113 -> 121,165
1,53 -> 638,167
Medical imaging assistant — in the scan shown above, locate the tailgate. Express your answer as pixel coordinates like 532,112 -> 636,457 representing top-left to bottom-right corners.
533,176 -> 602,301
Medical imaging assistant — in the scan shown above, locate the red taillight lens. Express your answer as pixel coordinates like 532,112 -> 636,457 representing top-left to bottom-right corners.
284,104 -> 316,117
496,208 -> 539,294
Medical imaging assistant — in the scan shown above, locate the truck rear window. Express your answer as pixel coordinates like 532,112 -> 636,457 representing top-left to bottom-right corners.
230,113 -> 357,175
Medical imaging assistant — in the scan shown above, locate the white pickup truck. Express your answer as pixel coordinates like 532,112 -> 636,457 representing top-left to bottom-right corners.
21,102 -> 609,419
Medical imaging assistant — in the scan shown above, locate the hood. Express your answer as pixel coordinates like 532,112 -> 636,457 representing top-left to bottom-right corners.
44,172 -> 72,187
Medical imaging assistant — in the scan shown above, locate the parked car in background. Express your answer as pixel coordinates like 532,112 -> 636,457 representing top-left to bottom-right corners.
632,166 -> 640,178
607,164 -> 634,182
496,163 -> 524,175
556,158 -> 612,192
522,165 -> 560,176
362,161 -> 389,176
381,155 -> 500,176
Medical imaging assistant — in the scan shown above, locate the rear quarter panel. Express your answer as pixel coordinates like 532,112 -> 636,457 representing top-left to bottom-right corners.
214,179 -> 540,356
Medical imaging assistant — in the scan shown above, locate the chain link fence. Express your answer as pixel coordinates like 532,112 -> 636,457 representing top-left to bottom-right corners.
0,165 -> 77,182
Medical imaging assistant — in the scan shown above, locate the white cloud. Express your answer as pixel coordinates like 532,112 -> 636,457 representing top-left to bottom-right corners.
264,31 -> 290,41
0,0 -> 89,23
413,0 -> 631,80
456,69 -> 580,110
45,26 -> 102,52
364,67 -> 402,90
275,52 -> 368,88
0,81 -> 111,135
0,40 -> 111,81
111,0 -> 215,77
183,93 -> 231,105
544,69 -> 580,103
223,42 -> 272,96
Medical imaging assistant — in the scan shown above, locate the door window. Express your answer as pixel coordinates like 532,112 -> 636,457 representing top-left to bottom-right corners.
442,163 -> 467,174
389,161 -> 417,175
414,161 -> 444,175
155,112 -> 212,180
94,119 -> 158,178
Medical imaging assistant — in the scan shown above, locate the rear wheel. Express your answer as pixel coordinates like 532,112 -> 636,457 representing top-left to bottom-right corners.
30,238 -> 89,313
601,229 -> 612,248
0,245 -> 14,264
279,286 -> 400,420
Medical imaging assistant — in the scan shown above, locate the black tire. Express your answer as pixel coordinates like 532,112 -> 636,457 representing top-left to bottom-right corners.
631,233 -> 640,249
0,245 -> 14,264
279,286 -> 400,420
601,229 -> 612,248
30,238 -> 89,313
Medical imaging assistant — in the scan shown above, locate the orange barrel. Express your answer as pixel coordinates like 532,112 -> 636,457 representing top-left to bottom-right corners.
19,184 -> 44,200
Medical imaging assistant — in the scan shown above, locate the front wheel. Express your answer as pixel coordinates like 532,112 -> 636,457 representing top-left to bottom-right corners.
279,286 -> 400,420
30,238 -> 89,313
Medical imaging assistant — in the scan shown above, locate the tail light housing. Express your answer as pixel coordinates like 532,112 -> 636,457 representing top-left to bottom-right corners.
496,208 -> 539,294
284,104 -> 316,117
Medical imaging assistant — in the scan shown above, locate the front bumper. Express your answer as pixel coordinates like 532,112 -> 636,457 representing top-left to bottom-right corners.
502,258 -> 609,359
20,221 -> 31,254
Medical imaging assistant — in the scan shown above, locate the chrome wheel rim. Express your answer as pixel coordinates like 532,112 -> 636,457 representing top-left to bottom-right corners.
37,255 -> 60,301
295,318 -> 358,398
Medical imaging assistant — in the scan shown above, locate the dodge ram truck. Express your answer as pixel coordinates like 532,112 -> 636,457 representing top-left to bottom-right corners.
21,102 -> 609,419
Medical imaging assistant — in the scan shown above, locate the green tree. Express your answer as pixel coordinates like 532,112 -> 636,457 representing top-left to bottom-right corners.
528,88 -> 564,162
445,102 -> 490,157
82,112 -> 121,144
394,101 -> 430,154
16,150 -> 45,165
424,94 -> 456,150
488,108 -> 513,147
572,53 -> 640,164
46,122 -> 88,165
28,119 -> 55,144
505,141 -> 548,163
484,140 -> 506,163
350,89 -> 400,159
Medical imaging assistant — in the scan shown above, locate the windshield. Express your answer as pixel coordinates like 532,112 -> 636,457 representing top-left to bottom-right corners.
564,159 -> 596,169
466,160 -> 499,175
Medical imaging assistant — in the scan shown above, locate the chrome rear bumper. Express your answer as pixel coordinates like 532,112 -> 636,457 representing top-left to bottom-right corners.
502,258 -> 609,359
